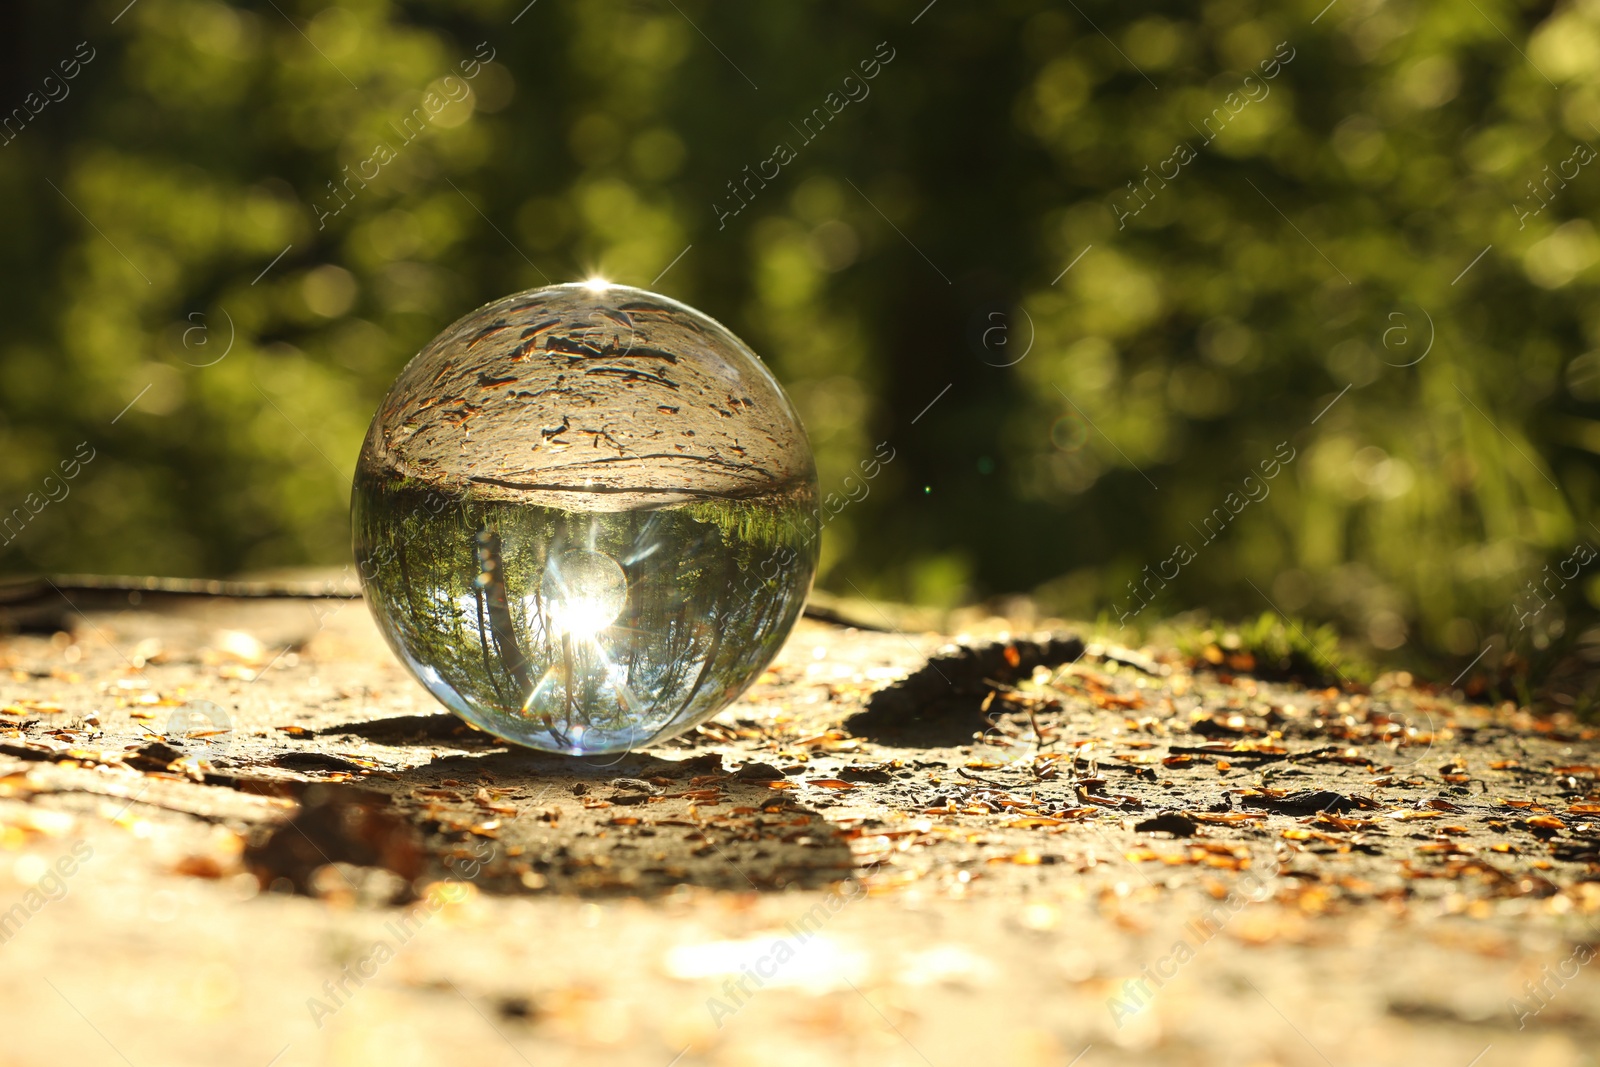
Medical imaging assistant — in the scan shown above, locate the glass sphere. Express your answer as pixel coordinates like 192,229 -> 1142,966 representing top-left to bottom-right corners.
352,282 -> 819,755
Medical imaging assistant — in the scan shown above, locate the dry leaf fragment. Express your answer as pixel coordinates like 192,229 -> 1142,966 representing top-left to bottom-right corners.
474,787 -> 518,815
1283,827 -> 1348,844
2,701 -> 64,715
1312,814 -> 1380,832
173,855 -> 228,879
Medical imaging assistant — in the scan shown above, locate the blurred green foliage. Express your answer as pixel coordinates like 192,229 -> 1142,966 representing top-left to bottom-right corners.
4,0 -> 1600,686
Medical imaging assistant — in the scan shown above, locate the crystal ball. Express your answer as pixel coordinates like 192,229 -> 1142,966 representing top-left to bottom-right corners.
352,282 -> 819,755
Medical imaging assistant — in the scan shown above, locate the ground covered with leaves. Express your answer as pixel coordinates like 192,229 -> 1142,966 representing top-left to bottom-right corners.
0,588 -> 1598,1067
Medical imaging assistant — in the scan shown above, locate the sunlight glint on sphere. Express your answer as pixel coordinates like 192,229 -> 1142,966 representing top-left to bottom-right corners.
542,549 -> 628,638
352,283 -> 819,755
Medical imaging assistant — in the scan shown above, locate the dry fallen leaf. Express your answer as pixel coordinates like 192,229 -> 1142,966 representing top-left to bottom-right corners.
2,701 -> 64,715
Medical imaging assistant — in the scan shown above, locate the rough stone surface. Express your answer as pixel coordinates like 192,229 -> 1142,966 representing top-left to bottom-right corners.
1,588 -> 1598,1067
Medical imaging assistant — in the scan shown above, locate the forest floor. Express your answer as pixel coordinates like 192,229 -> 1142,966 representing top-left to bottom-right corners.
0,583 -> 1597,1067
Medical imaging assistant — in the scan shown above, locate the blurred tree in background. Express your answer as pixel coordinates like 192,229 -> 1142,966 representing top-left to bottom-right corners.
3,0 -> 1600,692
